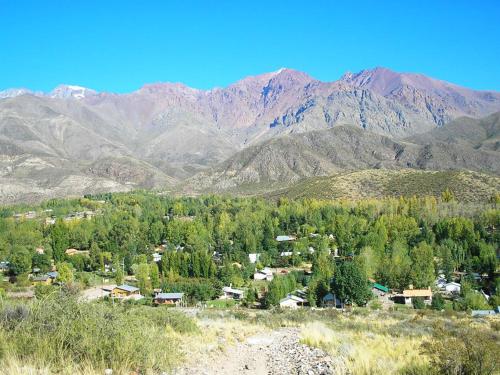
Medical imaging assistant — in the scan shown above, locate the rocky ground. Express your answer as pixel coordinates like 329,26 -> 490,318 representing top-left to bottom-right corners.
173,327 -> 342,375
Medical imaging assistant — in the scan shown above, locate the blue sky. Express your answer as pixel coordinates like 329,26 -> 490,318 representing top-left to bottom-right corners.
1,0 -> 499,92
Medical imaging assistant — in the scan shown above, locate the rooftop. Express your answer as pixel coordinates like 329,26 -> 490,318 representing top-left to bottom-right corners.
372,283 -> 389,293
116,284 -> 140,292
155,292 -> 184,299
223,286 -> 244,295
402,288 -> 432,297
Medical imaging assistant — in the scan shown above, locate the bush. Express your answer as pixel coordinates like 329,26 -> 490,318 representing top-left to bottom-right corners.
431,293 -> 445,310
412,297 -> 426,310
0,293 -> 196,372
422,325 -> 500,375
34,284 -> 53,299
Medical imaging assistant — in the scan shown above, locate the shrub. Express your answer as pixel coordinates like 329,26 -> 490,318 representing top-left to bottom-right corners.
0,293 -> 195,373
34,284 -> 53,299
431,293 -> 445,310
412,297 -> 425,310
422,325 -> 500,375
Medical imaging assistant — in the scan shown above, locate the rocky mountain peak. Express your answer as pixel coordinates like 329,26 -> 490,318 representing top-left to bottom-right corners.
50,84 -> 97,99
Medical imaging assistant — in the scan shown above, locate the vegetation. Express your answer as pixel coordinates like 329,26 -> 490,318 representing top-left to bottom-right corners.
0,290 -> 198,373
0,190 -> 498,373
0,191 -> 498,310
270,169 -> 500,203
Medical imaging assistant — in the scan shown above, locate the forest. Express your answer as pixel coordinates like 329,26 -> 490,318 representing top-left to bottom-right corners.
0,191 -> 498,309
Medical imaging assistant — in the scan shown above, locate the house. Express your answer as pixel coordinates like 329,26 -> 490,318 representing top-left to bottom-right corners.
279,294 -> 306,309
444,282 -> 461,294
253,267 -> 273,281
222,286 -> 244,300
101,285 -> 116,294
35,247 -> 45,254
276,235 -> 297,242
32,275 -> 51,285
471,306 -> 499,317
372,283 -> 390,297
154,292 -> 184,306
111,284 -> 141,298
248,253 -> 260,264
393,288 -> 433,305
0,261 -> 9,272
322,293 -> 344,308
47,271 -> 58,280
152,252 -> 162,262
280,251 -> 293,257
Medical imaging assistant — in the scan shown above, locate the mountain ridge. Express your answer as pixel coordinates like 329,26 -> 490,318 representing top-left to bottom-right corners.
1,67 -> 500,203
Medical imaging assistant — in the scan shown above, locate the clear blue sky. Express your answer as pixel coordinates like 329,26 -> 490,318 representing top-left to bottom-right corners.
1,0 -> 499,92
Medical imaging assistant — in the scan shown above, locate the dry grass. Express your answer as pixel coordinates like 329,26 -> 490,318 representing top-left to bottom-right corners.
299,319 -> 427,374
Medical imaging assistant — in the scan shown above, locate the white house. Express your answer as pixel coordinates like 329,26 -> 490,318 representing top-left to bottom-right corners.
253,267 -> 273,281
444,282 -> 461,294
276,235 -> 296,242
222,286 -> 244,300
248,253 -> 260,264
279,294 -> 306,309
280,251 -> 293,257
152,253 -> 162,262
393,288 -> 433,305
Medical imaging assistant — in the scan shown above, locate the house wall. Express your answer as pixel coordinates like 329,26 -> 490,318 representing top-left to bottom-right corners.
280,300 -> 299,309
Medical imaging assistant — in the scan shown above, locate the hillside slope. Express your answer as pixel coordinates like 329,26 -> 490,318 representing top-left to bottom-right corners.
267,170 -> 500,202
186,113 -> 500,193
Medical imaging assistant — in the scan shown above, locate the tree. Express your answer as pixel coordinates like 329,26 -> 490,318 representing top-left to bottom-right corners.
439,243 -> 455,282
32,253 -> 52,273
8,246 -> 32,275
410,242 -> 435,288
331,261 -> 372,306
150,262 -> 160,289
377,240 -> 412,290
50,220 -> 69,262
136,262 -> 151,295
477,242 -> 497,277
115,265 -> 124,285
56,262 -> 74,284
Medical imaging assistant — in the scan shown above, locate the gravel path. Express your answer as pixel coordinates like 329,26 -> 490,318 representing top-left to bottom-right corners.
173,328 -> 336,375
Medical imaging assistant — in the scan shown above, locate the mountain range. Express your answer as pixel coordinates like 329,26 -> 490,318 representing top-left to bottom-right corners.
1,67 -> 499,203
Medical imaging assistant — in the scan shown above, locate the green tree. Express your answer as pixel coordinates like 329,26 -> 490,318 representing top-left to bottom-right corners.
410,242 -> 435,288
56,262 -> 74,284
50,220 -> 69,262
8,246 -> 32,275
331,261 -> 372,306
32,253 -> 52,273
150,262 -> 160,289
115,265 -> 124,285
136,262 -> 151,295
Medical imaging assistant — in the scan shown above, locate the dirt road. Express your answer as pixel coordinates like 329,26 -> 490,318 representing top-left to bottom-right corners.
173,327 -> 336,375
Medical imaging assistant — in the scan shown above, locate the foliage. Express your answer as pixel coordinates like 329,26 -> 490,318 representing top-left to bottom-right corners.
422,323 -> 500,375
430,293 -> 445,311
0,293 -> 197,373
56,262 -> 74,284
331,261 -> 372,306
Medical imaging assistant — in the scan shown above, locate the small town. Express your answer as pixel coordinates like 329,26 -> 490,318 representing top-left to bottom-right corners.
1,1 -> 500,373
